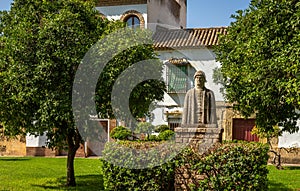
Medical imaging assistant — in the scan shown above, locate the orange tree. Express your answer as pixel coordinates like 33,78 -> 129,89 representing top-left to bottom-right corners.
216,0 -> 300,134
0,0 -> 114,186
0,0 -> 165,186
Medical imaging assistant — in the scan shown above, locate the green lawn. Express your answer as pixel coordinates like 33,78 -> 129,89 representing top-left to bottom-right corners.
268,165 -> 300,191
0,157 -> 299,190
0,157 -> 104,190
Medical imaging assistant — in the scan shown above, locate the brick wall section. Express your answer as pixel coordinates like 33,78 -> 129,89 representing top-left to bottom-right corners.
26,144 -> 85,157
58,144 -> 86,157
96,0 -> 147,7
174,125 -> 222,191
26,147 -> 58,157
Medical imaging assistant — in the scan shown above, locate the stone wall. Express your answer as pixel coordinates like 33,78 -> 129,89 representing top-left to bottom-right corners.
269,137 -> 300,164
175,125 -> 221,152
0,136 -> 26,156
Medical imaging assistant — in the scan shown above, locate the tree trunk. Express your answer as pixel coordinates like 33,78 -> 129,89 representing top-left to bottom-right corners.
66,128 -> 81,187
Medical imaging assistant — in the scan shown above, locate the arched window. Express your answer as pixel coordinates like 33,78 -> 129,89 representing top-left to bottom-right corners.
125,15 -> 140,29
120,10 -> 145,29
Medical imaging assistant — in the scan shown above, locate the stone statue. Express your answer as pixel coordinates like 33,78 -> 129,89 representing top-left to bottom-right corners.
182,70 -> 217,126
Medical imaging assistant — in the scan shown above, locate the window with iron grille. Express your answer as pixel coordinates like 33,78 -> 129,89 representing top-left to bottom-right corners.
166,58 -> 193,93
168,118 -> 181,131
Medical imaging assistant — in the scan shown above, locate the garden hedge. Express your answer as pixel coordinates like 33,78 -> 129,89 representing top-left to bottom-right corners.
100,141 -> 269,191
100,141 -> 180,191
185,142 -> 270,191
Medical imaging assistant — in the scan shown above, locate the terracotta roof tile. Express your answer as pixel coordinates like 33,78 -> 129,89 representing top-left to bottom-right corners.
153,27 -> 227,50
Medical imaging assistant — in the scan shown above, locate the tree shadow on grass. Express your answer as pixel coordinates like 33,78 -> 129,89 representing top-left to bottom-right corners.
0,158 -> 31,162
269,181 -> 294,191
32,174 -> 104,191
284,166 -> 300,170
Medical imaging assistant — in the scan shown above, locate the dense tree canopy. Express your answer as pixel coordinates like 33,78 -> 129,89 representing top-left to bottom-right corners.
0,0 -> 113,186
0,0 -> 165,186
216,0 -> 300,133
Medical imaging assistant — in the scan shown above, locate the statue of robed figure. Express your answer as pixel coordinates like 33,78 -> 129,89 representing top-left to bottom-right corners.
182,70 -> 217,126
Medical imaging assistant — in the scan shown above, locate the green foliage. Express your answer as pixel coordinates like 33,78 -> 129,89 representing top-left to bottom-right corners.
188,142 -> 269,191
252,125 -> 282,140
0,0 -> 165,146
0,157 -> 298,190
0,0 -> 112,146
0,1 -> 165,185
110,126 -> 132,140
145,134 -> 159,141
101,141 -> 178,191
134,122 -> 155,136
154,124 -> 170,133
157,130 -> 175,141
0,0 -> 119,186
94,29 -> 166,121
215,0 -> 300,133
101,141 -> 269,191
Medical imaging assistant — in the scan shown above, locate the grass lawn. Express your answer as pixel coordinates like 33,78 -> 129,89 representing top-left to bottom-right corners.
0,157 -> 300,190
268,165 -> 300,191
0,157 -> 104,190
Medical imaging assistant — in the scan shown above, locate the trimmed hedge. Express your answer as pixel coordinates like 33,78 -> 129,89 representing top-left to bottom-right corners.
187,142 -> 269,191
100,141 -> 180,191
100,141 -> 269,191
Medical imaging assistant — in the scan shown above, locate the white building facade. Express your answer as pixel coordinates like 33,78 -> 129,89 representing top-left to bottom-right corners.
96,0 -> 186,29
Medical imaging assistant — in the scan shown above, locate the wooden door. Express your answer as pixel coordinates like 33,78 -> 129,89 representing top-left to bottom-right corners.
233,119 -> 259,142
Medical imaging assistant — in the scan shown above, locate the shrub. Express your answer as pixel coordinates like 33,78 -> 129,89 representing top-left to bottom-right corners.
110,126 -> 132,140
146,134 -> 159,141
158,130 -> 175,141
189,142 -> 269,191
154,124 -> 169,133
100,141 -> 180,191
135,122 -> 155,137
100,141 -> 269,191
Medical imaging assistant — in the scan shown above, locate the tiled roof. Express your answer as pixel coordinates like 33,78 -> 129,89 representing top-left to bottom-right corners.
153,27 -> 227,50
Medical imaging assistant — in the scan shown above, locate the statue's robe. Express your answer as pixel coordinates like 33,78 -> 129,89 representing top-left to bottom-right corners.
182,88 -> 217,125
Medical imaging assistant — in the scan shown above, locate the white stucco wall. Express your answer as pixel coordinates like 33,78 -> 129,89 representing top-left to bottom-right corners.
148,0 -> 186,28
152,107 -> 168,126
96,4 -> 147,26
96,1 -> 186,29
278,120 -> 300,148
157,48 -> 224,102
26,133 -> 47,147
151,48 -> 224,126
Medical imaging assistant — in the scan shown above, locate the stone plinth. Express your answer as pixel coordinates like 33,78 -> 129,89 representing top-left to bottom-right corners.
175,124 -> 222,153
175,124 -> 223,191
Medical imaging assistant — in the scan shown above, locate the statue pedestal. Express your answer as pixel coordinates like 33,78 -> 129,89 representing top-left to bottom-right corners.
175,124 -> 222,153
174,124 -> 223,191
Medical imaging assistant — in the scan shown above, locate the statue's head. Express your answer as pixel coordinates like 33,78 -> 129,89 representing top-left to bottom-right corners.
194,70 -> 206,81
194,70 -> 206,89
